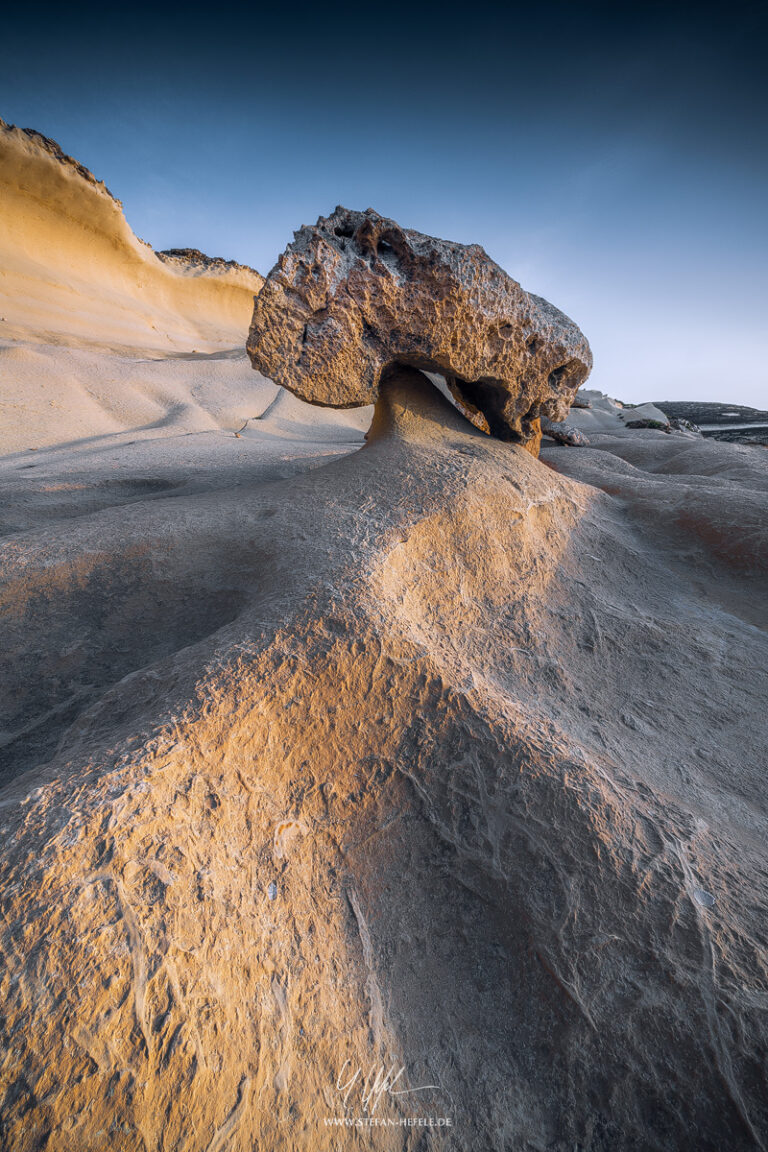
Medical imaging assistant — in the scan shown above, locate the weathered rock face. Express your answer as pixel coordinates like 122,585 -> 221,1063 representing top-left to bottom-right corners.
247,206 -> 592,444
0,119 -> 264,350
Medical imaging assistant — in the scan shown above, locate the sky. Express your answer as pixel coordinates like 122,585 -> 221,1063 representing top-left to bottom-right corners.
1,0 -> 766,405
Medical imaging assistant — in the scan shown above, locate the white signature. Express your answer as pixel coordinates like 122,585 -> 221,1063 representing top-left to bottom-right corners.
336,1058 -> 440,1116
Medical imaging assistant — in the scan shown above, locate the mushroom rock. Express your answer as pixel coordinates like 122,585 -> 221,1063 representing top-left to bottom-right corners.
247,206 -> 592,452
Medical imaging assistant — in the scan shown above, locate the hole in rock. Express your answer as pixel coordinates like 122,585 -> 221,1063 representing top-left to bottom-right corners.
547,359 -> 581,391
361,319 -> 379,345
450,376 -> 521,441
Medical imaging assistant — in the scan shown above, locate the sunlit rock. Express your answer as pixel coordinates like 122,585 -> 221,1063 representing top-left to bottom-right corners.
247,206 -> 592,449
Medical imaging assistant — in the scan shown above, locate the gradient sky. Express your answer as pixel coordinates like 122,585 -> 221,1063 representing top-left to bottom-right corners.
2,0 -> 766,405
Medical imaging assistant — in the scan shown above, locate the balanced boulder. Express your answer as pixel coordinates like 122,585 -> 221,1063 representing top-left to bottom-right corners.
247,206 -> 592,446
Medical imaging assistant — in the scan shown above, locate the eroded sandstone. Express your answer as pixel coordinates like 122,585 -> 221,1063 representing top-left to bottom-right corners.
247,206 -> 592,445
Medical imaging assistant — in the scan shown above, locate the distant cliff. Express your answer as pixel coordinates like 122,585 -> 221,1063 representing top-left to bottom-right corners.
655,401 -> 768,445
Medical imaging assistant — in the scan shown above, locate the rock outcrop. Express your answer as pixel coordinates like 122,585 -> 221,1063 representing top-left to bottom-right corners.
668,417 -> 702,434
247,206 -> 592,447
0,119 -> 263,351
555,391 -> 708,441
620,402 -> 671,430
156,248 -> 263,286
0,116 -> 121,203
541,414 -> 590,446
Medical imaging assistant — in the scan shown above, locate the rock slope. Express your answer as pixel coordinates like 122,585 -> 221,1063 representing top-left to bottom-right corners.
1,368 -> 767,1151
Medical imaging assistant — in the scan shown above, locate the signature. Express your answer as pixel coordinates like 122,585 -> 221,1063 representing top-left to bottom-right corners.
336,1058 -> 440,1116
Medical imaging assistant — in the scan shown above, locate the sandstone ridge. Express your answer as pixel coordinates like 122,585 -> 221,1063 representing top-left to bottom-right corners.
0,119 -> 263,351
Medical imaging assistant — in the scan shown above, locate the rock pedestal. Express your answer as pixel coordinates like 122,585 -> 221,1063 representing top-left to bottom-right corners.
247,207 -> 592,449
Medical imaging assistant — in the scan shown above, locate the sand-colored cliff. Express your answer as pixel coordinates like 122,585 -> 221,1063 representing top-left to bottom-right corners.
0,119 -> 263,353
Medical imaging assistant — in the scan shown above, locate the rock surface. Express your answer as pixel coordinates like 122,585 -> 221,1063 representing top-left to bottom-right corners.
563,391 -> 706,440
0,119 -> 263,351
1,366 -> 767,1152
247,206 -> 592,446
621,402 -> 671,429
155,248 -> 263,285
0,116 -> 121,202
3,127 -> 768,1151
669,416 -> 702,434
541,414 -> 590,446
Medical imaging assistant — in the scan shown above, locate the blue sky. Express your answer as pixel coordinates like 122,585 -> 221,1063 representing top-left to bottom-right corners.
2,0 -> 766,405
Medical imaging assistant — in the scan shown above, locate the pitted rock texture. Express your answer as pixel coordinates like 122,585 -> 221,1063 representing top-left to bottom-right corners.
247,206 -> 592,444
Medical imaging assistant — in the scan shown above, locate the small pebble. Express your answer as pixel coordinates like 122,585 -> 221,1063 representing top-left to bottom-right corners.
693,889 -> 715,908
268,881 -> 278,901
